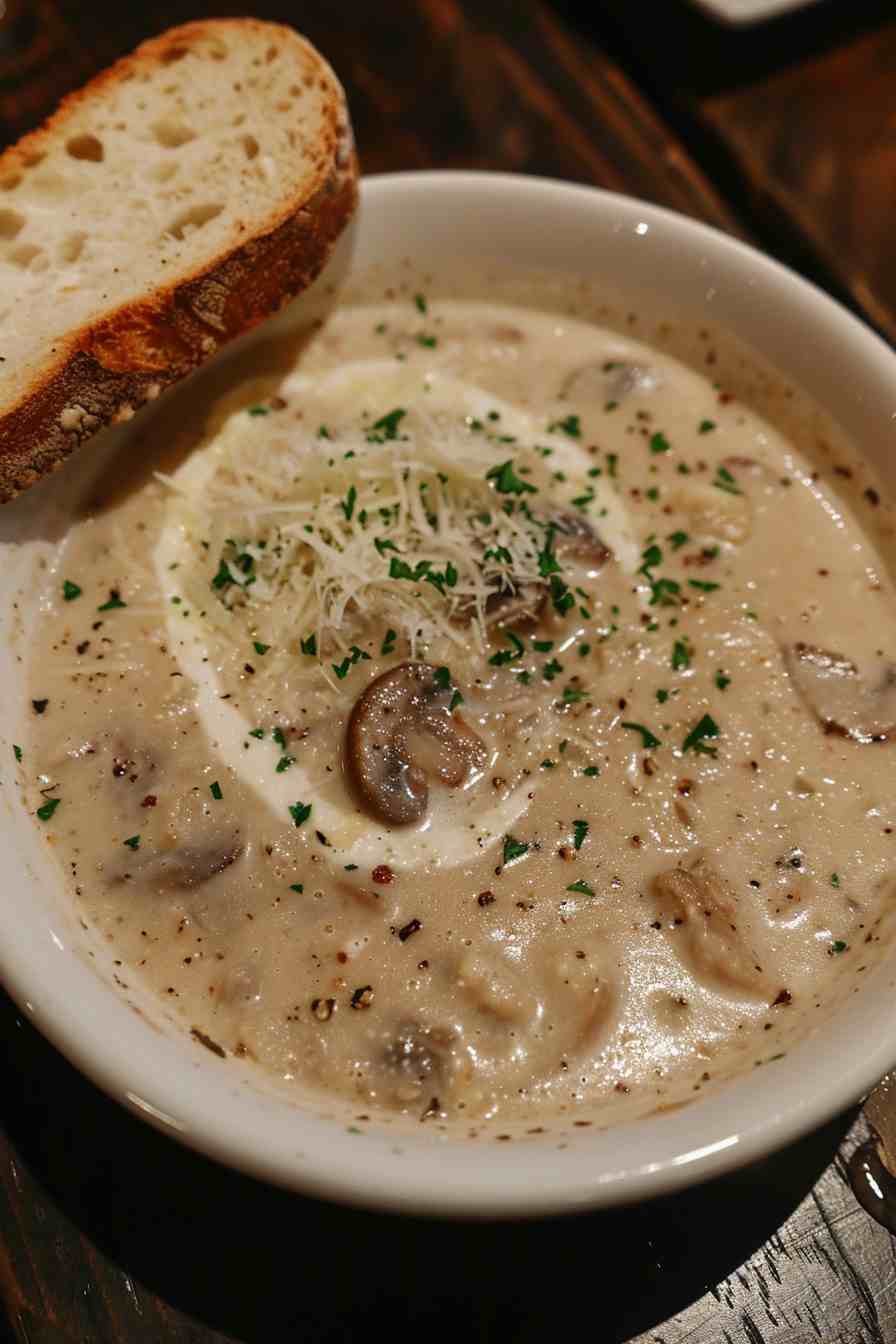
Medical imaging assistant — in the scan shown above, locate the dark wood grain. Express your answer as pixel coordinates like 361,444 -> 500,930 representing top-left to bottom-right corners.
1,3 -> 894,1343
700,21 -> 896,340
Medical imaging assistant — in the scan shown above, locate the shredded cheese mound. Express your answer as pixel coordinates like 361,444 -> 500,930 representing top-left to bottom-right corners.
159,366 -> 602,680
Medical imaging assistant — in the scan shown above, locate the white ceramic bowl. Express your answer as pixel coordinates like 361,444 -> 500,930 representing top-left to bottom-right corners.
3,172 -> 896,1219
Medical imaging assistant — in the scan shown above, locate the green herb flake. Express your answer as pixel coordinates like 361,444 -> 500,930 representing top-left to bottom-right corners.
97,589 -> 127,611
606,453 -> 618,478
123,835 -> 141,850
12,744 -> 22,762
831,940 -> 848,954
671,639 -> 691,672
247,404 -> 269,417
341,484 -> 357,521
300,633 -> 317,657
573,820 -> 589,851
276,755 -> 295,773
502,835 -> 529,866
689,579 -> 720,593
433,666 -> 452,690
210,781 -> 223,800
656,689 -> 670,704
549,414 -> 581,439
367,407 -> 407,442
667,530 -> 689,550
713,465 -> 742,496
541,759 -> 556,769
248,728 -> 265,740
681,713 -> 720,757
289,883 -> 304,893
449,689 -> 464,712
582,765 -> 600,777
272,728 -> 287,750
550,575 -> 575,617
621,722 -> 661,750
830,872 -> 841,888
36,797 -> 60,821
253,641 -> 270,656
289,801 -> 312,828
62,580 -> 82,602
414,293 -> 428,314
715,670 -> 731,691
542,658 -> 564,683
561,684 -> 587,704
416,334 -> 438,348
698,419 -> 716,434
486,460 -> 537,496
649,431 -> 671,455
566,879 -> 595,896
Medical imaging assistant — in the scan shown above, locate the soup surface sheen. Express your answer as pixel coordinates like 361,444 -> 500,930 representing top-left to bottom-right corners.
24,292 -> 896,1132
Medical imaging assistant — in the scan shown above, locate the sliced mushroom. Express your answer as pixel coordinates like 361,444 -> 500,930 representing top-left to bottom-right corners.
652,857 -> 772,997
784,642 -> 896,743
667,479 -> 751,545
482,581 -> 546,628
559,361 -> 659,402
551,512 -> 611,569
118,840 -> 244,890
346,662 -> 488,825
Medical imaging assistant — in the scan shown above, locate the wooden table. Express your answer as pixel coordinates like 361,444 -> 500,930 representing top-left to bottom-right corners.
3,2 -> 896,1340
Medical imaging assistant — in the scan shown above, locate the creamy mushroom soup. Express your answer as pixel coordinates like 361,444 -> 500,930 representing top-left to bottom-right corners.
21,289 -> 896,1131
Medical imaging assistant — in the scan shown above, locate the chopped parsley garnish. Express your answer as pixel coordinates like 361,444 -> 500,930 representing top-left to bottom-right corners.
340,484 -> 357,521
573,820 -> 589,851
649,431 -> 671,454
289,883 -> 304,893
671,639 -> 691,671
249,728 -> 265,740
489,632 -> 525,667
253,641 -> 270,656
537,530 -> 562,578
550,575 -> 575,616
667,530 -> 689,550
123,835 -> 140,850
367,407 -> 407,442
32,699 -> 48,714
533,639 -> 554,653
433,666 -> 451,690
62,580 -> 82,602
416,333 -> 437,348
561,684 -> 587,704
97,589 -> 126,611
604,400 -> 618,413
272,728 -> 287,750
699,419 -> 716,434
247,404 -> 269,417
548,414 -> 581,439
36,797 -> 60,821
333,645 -> 370,679
289,801 -> 312,827
830,872 -> 841,888
566,880 -> 594,896
639,543 -> 663,576
715,670 -> 731,691
689,579 -> 720,593
681,713 -> 720,756
381,629 -> 397,656
317,425 -> 331,439
300,633 -> 317,656
713,465 -> 742,495
12,745 -> 22,762
374,537 -> 398,557
606,453 -> 618,478
276,756 -> 295,773
502,835 -> 529,866
486,460 -> 537,496
541,759 -> 556,769
414,293 -> 428,314
389,557 -> 431,582
542,658 -> 564,682
648,577 -> 681,607
621,722 -> 661,750
449,689 -> 464,712
831,940 -> 848,954
656,689 -> 670,704
582,765 -> 600,777
210,781 -> 223,800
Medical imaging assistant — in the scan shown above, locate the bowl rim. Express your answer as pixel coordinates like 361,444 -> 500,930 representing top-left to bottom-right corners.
4,168 -> 896,1219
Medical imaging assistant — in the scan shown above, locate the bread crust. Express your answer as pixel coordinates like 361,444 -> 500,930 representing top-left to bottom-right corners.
0,19 -> 359,502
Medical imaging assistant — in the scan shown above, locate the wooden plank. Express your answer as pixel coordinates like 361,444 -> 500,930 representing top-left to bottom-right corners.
700,21 -> 896,339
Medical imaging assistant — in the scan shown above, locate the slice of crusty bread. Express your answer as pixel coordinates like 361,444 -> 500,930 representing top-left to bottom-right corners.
0,18 -> 358,501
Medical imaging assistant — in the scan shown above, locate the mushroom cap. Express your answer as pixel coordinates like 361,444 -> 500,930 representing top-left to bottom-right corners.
345,662 -> 487,826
